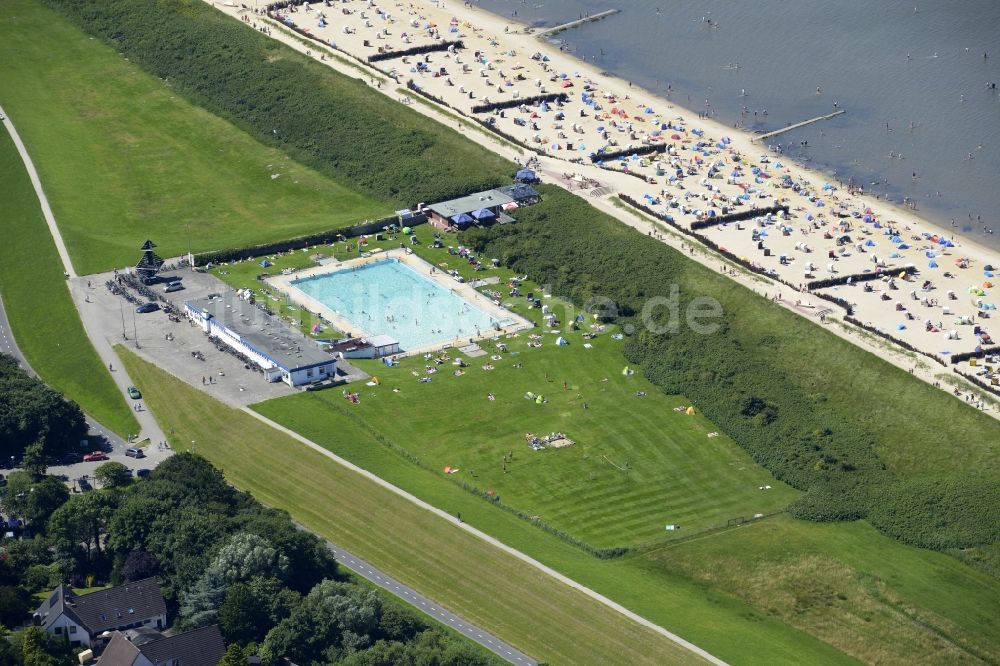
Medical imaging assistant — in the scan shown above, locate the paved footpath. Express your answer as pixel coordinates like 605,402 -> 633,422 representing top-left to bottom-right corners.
321,538 -> 536,664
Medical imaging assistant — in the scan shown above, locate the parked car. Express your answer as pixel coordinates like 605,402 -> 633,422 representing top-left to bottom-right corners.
164,280 -> 184,293
127,386 -> 142,400
125,447 -> 145,459
61,452 -> 82,465
135,302 -> 159,314
136,468 -> 151,479
82,451 -> 108,462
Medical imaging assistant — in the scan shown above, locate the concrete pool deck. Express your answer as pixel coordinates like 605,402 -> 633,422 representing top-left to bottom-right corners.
264,248 -> 533,356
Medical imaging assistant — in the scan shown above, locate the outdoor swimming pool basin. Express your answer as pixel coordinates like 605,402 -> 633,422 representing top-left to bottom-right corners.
274,251 -> 528,352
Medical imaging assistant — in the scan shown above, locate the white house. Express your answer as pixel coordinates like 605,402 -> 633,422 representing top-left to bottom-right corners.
185,293 -> 336,387
33,579 -> 167,649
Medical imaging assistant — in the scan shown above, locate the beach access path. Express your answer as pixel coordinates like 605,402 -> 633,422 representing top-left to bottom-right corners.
210,2 -> 996,420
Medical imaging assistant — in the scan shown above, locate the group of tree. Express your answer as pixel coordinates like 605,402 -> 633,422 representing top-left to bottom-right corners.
0,354 -> 87,465
0,454 -> 500,665
463,185 -> 1000,550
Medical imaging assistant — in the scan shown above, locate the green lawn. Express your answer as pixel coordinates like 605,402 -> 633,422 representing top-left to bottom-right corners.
121,344 -> 999,664
0,129 -> 139,436
213,224 -> 796,550
118,348 -> 707,666
0,0 -> 386,275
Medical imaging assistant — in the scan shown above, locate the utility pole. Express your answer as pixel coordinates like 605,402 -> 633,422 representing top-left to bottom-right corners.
132,310 -> 140,349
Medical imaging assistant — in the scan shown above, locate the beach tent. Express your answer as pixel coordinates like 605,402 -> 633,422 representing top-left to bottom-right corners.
685,406 -> 696,415
556,336 -> 568,346
928,260 -> 939,268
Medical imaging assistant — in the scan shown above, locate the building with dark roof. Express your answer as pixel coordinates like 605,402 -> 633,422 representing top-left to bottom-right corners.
97,625 -> 226,666
33,579 -> 167,649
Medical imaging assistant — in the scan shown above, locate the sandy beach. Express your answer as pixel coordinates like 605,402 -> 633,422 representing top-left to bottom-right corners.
217,0 -> 999,394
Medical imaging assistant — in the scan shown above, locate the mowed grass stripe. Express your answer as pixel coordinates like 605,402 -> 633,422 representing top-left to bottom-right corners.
0,128 -> 138,436
0,0 -> 386,274
118,348 -> 706,665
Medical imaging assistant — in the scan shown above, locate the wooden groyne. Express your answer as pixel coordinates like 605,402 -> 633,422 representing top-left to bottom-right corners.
753,109 -> 846,142
535,9 -> 620,37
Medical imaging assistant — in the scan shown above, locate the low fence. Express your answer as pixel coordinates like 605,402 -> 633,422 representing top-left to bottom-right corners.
949,345 -> 1000,365
471,92 -> 568,114
952,368 -> 1000,397
689,204 -> 790,231
367,40 -> 463,63
843,316 -> 946,366
807,266 -> 917,290
590,143 -> 666,164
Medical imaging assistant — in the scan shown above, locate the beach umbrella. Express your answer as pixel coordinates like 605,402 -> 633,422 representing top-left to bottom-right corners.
451,212 -> 473,226
471,208 -> 495,221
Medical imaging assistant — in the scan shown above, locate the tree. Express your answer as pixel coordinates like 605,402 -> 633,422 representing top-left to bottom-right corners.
0,585 -> 34,627
21,442 -> 47,480
122,551 -> 160,582
94,462 -> 132,489
17,626 -> 71,666
219,643 -> 249,666
219,582 -> 271,645
259,580 -> 381,666
47,492 -> 116,564
0,474 -> 70,528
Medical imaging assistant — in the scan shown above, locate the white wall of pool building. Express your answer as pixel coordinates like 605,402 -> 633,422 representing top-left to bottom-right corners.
184,293 -> 336,387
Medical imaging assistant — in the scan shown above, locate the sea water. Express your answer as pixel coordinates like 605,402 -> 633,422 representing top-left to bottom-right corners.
477,0 -> 1000,249
291,259 -> 504,349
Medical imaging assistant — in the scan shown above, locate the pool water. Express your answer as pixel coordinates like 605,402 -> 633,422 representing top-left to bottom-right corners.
291,259 -> 509,349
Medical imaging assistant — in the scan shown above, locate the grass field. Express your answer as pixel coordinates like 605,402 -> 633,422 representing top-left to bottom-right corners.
117,348 -> 709,666
121,347 -> 1000,664
213,225 -> 796,550
0,0 -> 386,275
0,129 -> 139,436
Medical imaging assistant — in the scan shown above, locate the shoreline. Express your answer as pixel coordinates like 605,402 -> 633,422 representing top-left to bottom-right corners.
236,0 -> 998,378
471,1 -> 1000,258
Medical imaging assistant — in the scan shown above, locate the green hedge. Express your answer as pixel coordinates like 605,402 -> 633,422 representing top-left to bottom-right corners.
42,0 -> 512,207
464,185 -> 999,550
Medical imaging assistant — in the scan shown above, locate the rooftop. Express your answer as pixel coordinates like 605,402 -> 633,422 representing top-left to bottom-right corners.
36,578 -> 166,635
427,189 -> 513,218
186,293 -> 333,371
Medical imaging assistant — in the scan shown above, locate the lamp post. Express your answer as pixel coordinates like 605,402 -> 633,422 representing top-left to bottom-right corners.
119,300 -> 127,340
132,309 -> 140,349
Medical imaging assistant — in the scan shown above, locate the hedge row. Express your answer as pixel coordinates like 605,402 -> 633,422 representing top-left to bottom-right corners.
471,92 -> 568,114
367,40 -> 463,63
807,266 -> 917,290
590,143 -> 666,164
43,0 -> 511,207
689,204 -> 790,231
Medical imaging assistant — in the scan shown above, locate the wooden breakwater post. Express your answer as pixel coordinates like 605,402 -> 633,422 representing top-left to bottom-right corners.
535,9 -> 620,37
753,109 -> 846,143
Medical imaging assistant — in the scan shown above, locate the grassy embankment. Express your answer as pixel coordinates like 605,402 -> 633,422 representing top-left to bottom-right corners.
0,0 -> 386,274
0,129 -> 138,436
119,347 -> 709,666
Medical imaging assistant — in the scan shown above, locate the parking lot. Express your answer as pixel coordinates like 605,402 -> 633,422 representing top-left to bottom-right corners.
68,267 -> 300,408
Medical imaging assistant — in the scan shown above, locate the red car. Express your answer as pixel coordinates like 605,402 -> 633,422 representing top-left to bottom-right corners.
82,451 -> 109,462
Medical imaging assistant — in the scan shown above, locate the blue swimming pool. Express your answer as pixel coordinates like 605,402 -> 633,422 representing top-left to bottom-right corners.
291,258 -> 508,349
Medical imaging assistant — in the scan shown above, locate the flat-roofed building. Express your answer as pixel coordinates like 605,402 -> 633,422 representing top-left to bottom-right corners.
184,293 -> 336,386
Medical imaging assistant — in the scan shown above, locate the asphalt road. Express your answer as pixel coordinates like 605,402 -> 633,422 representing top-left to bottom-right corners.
322,540 -> 537,665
